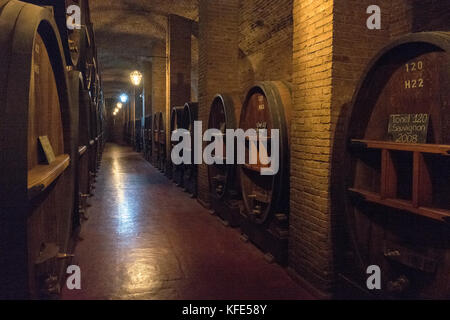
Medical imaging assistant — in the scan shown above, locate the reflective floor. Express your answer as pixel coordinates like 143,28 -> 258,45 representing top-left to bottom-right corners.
61,143 -> 313,300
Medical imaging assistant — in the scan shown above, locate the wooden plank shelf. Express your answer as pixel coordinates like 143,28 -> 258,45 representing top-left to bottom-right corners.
28,154 -> 70,198
351,139 -> 450,155
349,188 -> 450,223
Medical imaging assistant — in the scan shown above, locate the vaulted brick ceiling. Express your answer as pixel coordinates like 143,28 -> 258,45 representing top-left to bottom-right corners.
90,0 -> 198,98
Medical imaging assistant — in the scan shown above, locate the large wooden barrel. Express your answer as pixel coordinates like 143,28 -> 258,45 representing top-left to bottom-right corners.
158,112 -> 167,172
171,106 -> 185,186
88,84 -> 98,178
208,94 -> 242,227
143,115 -> 152,161
96,89 -> 106,165
343,32 -> 450,299
135,119 -> 142,152
94,87 -> 104,172
68,70 -> 87,228
182,102 -> 199,198
0,1 -> 77,299
239,81 -> 292,265
83,32 -> 96,92
152,112 -> 161,168
78,82 -> 93,210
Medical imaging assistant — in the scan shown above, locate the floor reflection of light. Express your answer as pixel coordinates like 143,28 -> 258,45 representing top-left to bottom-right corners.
112,158 -> 138,236
123,260 -> 161,293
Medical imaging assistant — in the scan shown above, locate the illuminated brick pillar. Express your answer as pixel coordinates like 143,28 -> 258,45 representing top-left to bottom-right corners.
197,0 -> 240,207
143,61 -> 152,118
289,0 -> 393,297
166,14 -> 192,149
289,0 -> 335,297
151,41 -> 166,116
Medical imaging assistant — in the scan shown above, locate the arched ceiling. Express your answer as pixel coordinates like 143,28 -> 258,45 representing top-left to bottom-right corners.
90,0 -> 198,99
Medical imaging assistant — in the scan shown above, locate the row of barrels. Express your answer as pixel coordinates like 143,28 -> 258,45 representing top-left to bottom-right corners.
140,104 -> 199,197
123,119 -> 142,151
0,0 -> 106,299
134,83 -> 292,265
200,33 -> 450,299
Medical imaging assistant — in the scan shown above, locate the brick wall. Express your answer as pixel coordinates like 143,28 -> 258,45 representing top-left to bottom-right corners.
166,14 -> 192,108
144,61 -> 153,118
166,14 -> 192,149
390,0 -> 450,38
239,0 -> 293,96
151,41 -> 166,116
191,34 -> 199,102
197,0 -> 240,206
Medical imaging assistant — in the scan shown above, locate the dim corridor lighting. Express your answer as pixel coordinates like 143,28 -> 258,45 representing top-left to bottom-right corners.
120,94 -> 128,103
130,70 -> 143,86
117,102 -> 123,109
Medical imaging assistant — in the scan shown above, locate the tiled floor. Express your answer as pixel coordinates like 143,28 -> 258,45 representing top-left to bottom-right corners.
61,143 -> 313,300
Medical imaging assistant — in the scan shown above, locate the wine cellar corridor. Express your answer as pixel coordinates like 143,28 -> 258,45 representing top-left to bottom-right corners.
60,144 -> 313,300
1,0 -> 450,301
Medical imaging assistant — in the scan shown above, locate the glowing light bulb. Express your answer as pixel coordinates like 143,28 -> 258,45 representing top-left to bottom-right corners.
120,94 -> 128,103
130,70 -> 143,86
